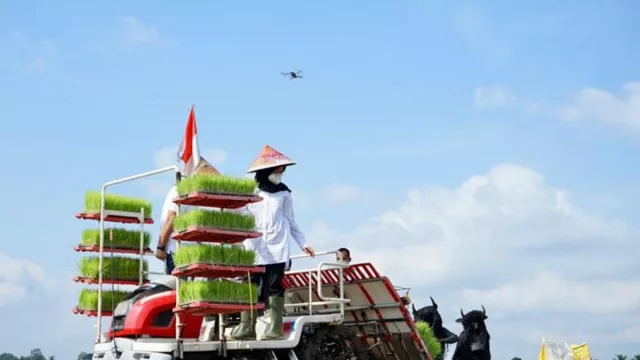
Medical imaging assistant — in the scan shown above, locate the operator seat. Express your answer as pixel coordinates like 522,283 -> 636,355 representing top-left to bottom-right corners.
152,275 -> 177,290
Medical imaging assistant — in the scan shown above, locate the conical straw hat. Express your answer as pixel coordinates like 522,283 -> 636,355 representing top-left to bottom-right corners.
246,145 -> 296,173
194,157 -> 221,176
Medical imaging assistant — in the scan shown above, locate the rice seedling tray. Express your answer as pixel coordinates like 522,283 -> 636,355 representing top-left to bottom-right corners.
75,212 -> 154,224
179,279 -> 259,307
173,301 -> 265,316
73,276 -> 149,286
78,256 -> 148,283
172,264 -> 264,278
73,307 -> 113,317
84,190 -> 153,216
173,192 -> 263,209
172,226 -> 261,243
81,228 -> 152,249
73,244 -> 153,255
76,288 -> 131,317
175,175 -> 259,209
173,243 -> 257,268
172,210 -> 259,243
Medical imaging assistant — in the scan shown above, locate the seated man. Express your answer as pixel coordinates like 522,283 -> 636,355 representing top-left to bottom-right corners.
155,158 -> 220,274
400,292 -> 411,306
336,247 -> 351,264
329,248 -> 352,299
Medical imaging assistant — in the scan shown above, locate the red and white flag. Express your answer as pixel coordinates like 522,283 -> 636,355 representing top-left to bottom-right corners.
177,106 -> 201,176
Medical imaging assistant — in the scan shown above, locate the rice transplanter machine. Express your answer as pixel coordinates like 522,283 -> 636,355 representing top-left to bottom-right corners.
72,166 -> 430,360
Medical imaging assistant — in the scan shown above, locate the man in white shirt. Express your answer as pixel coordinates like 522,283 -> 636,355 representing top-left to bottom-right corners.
337,247 -> 351,265
155,158 -> 220,274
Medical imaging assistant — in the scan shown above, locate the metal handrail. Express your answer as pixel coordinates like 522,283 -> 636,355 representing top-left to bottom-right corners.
283,251 -> 350,322
289,250 -> 338,260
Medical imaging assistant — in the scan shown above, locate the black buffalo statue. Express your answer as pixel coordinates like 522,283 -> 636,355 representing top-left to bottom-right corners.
452,306 -> 491,360
412,297 -> 459,360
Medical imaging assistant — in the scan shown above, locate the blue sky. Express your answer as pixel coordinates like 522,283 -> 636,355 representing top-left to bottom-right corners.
2,0 -> 640,359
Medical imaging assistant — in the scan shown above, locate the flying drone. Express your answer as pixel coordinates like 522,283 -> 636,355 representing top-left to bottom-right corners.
282,70 -> 303,79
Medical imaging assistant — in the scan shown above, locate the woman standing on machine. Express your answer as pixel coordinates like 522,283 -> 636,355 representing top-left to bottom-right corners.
231,145 -> 315,341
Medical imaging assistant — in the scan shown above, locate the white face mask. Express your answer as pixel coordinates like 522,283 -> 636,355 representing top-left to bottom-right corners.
268,173 -> 283,185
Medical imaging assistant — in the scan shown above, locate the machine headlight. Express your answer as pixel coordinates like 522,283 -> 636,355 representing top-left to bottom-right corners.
113,300 -> 132,317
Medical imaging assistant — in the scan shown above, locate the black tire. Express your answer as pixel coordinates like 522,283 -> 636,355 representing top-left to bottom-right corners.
295,325 -> 371,360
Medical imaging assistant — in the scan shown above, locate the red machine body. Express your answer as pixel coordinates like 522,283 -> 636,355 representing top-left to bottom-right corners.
108,288 -> 203,339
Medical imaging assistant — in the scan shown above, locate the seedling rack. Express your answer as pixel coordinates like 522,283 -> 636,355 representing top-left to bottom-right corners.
169,176 -> 265,342
72,166 -> 179,342
73,200 -> 152,317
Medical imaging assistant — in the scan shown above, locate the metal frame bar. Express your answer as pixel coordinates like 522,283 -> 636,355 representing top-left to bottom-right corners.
284,302 -> 402,315
138,208 -> 145,287
286,251 -> 351,319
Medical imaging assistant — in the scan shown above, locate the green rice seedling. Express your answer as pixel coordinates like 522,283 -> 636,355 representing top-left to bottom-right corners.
211,245 -> 225,264
78,256 -> 148,281
179,279 -> 259,305
173,244 -> 257,268
176,174 -> 257,196
416,321 -> 442,360
77,289 -> 132,311
173,210 -> 255,232
224,246 -> 240,265
81,228 -> 151,249
235,246 -> 257,265
84,190 -> 153,216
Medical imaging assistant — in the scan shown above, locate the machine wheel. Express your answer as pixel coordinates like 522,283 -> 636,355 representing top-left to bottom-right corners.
295,325 -> 371,360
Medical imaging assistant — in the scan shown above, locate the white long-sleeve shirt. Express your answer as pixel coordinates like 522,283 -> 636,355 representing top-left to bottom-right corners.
239,190 -> 307,265
161,186 -> 180,254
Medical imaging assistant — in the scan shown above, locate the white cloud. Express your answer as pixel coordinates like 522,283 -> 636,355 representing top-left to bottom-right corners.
0,254 -> 95,359
307,163 -> 640,358
0,253 -> 54,306
475,82 -> 640,132
118,16 -> 161,46
559,82 -> 640,131
321,183 -> 371,204
473,84 -> 543,116
461,272 -> 640,315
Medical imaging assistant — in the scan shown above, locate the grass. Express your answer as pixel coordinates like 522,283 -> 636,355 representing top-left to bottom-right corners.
77,289 -> 132,311
81,228 -> 151,249
173,210 -> 255,232
85,190 -> 153,216
179,279 -> 259,305
176,174 -> 256,196
173,244 -> 256,268
79,256 -> 148,281
416,321 -> 442,360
